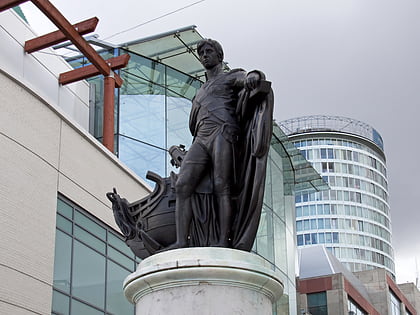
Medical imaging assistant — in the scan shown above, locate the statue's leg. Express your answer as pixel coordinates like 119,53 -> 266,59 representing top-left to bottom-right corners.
171,143 -> 209,248
212,135 -> 234,247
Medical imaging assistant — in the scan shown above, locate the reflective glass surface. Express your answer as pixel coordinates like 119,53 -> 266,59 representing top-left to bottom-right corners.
107,261 -> 134,314
72,240 -> 106,307
121,26 -> 229,81
51,196 -> 136,315
307,292 -> 328,315
53,230 -> 72,293
52,290 -> 70,315
118,135 -> 166,180
120,94 -> 166,148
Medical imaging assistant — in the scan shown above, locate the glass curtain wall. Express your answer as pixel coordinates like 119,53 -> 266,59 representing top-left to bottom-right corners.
259,140 -> 297,315
68,47 -> 201,180
117,50 -> 200,179
52,196 -> 138,315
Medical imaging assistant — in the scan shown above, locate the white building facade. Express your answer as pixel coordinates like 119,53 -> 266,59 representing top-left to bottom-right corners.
279,115 -> 395,277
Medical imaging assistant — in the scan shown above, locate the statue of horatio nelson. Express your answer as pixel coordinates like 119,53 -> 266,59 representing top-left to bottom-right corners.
107,38 -> 274,258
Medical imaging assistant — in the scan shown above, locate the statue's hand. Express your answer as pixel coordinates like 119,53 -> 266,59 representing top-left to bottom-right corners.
245,72 -> 261,90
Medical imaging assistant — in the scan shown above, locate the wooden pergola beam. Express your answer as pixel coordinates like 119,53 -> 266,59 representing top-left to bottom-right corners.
24,17 -> 99,53
59,54 -> 130,87
31,0 -> 110,76
0,0 -> 28,12
4,0 -> 127,153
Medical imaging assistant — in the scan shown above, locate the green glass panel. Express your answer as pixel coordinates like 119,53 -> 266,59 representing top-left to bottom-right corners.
255,210 -> 274,263
71,300 -> 103,315
120,71 -> 165,95
53,230 -> 72,293
106,260 -> 134,314
74,210 -> 106,240
72,240 -> 106,309
118,135 -> 166,182
56,214 -> 72,234
119,92 -> 166,147
125,52 -> 165,86
74,226 -> 106,254
166,67 -> 201,100
52,290 -> 69,315
123,27 -> 207,80
108,233 -> 134,259
57,199 -> 73,219
271,124 -> 329,194
108,247 -> 134,270
263,154 -> 273,208
308,292 -> 328,315
273,217 -> 287,272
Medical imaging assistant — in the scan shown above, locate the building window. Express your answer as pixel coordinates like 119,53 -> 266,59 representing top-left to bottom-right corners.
390,290 -> 402,315
52,196 -> 137,315
348,297 -> 367,315
307,291 -> 328,315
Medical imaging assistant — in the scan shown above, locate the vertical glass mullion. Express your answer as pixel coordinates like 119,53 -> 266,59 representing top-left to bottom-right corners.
104,230 -> 108,314
164,65 -> 168,176
69,203 -> 74,314
115,48 -> 121,157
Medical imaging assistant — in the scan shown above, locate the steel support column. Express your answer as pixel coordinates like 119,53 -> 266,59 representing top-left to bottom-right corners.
103,74 -> 116,152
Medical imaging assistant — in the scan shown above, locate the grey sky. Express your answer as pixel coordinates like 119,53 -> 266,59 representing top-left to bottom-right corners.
21,0 -> 420,284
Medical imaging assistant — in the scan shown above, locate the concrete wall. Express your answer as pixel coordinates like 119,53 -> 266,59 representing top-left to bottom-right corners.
354,269 -> 389,314
0,9 -> 149,315
398,283 -> 420,313
327,274 -> 347,315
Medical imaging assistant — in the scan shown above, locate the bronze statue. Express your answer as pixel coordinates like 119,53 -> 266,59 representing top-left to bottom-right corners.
107,39 -> 273,257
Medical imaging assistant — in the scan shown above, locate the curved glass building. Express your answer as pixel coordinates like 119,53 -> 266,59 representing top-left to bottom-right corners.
279,115 -> 395,277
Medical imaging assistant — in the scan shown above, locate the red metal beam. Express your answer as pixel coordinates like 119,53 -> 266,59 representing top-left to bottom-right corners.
102,75 -> 116,152
31,0 -> 110,76
59,54 -> 130,86
0,0 -> 28,12
113,72 -> 123,88
24,17 -> 98,53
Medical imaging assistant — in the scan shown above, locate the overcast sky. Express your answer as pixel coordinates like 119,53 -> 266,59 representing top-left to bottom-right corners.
20,0 -> 420,285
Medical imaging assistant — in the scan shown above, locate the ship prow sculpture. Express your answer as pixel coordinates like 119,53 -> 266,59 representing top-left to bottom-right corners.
107,171 -> 176,258
107,38 -> 274,259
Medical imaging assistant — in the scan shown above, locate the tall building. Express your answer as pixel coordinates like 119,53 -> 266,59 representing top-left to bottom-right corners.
279,115 -> 395,277
0,9 -> 328,315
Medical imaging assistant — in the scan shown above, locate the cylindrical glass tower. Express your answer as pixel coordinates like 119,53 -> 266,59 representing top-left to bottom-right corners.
279,115 -> 395,277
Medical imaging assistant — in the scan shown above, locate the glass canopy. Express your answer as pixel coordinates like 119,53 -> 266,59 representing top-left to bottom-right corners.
120,25 -> 229,81
271,123 -> 329,194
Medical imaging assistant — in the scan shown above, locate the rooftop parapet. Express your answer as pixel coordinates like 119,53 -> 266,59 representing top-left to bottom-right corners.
279,115 -> 384,152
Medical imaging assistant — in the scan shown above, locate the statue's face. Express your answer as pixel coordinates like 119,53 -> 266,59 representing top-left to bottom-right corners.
198,43 -> 220,69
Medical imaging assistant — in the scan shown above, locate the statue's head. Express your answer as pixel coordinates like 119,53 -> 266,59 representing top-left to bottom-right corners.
197,39 -> 224,63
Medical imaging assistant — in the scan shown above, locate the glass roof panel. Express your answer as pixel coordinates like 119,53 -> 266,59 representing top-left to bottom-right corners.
120,26 -> 229,81
271,123 -> 329,193
121,26 -> 205,80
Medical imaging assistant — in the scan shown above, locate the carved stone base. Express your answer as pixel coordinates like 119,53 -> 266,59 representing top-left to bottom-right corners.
124,248 -> 284,315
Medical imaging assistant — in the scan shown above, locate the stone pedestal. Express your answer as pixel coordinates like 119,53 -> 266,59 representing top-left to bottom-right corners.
123,248 -> 284,315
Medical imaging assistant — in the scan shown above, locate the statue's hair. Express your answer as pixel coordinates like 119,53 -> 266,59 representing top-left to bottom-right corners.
197,39 -> 224,62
